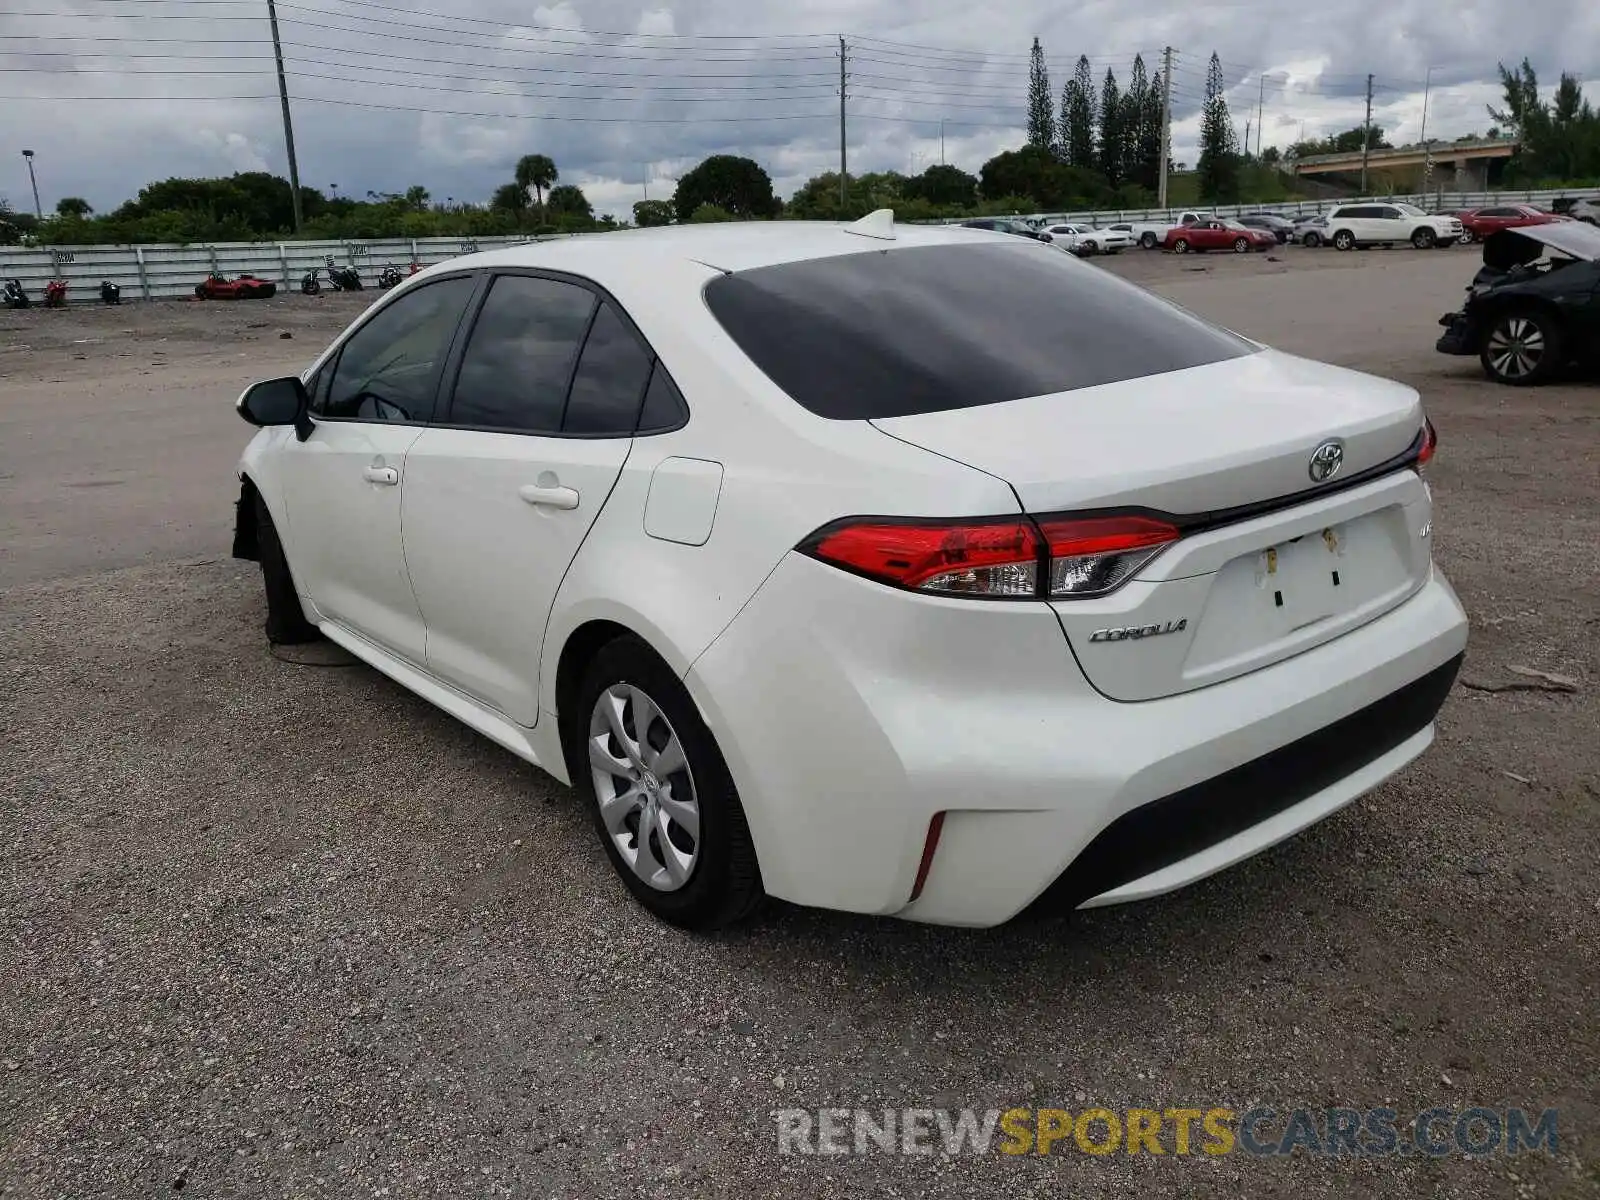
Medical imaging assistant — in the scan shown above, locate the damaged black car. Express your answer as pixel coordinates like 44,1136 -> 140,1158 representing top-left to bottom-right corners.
1437,221 -> 1600,386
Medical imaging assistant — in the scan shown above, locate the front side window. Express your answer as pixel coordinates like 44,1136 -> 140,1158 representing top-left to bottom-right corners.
447,274 -> 597,434
704,241 -> 1253,420
322,276 -> 478,423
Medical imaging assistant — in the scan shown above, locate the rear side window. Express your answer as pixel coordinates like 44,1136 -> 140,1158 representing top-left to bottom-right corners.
704,242 -> 1253,420
448,275 -> 596,433
563,302 -> 655,435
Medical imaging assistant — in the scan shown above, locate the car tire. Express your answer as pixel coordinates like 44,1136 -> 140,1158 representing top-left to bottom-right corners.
1232,237 -> 1249,253
573,635 -> 764,931
1302,232 -> 1322,248
1140,232 -> 1159,249
1333,230 -> 1356,251
1480,308 -> 1564,387
1411,228 -> 1437,249
194,283 -> 208,298
1172,238 -> 1190,254
253,491 -> 319,645
1082,240 -> 1098,256
1459,230 -> 1477,243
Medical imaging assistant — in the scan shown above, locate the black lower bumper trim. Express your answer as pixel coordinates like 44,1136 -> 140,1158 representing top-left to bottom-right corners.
1024,652 -> 1465,915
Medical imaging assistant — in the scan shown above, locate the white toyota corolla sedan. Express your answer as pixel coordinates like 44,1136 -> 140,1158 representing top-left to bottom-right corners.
231,212 -> 1468,930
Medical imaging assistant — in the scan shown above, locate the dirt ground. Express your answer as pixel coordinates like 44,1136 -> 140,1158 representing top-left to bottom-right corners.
1,246 -> 1597,1199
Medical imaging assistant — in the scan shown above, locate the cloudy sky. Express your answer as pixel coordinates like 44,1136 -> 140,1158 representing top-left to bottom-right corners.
0,0 -> 1594,220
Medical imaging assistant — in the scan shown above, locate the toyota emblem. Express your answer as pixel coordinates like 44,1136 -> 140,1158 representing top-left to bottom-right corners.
1308,439 -> 1345,483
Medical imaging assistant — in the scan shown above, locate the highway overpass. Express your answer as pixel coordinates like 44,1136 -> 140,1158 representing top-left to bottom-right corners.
1293,139 -> 1519,190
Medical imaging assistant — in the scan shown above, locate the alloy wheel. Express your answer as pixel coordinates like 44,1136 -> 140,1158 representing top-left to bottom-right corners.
588,684 -> 700,892
1485,316 -> 1545,381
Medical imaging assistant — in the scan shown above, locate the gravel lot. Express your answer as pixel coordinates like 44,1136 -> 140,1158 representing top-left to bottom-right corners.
2,246 -> 1597,1198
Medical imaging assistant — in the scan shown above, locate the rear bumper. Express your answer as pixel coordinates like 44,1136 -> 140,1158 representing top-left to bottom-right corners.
687,554 -> 1469,927
1436,311 -> 1478,356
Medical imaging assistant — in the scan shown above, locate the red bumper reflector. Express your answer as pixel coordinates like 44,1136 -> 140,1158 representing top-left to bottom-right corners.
909,811 -> 946,903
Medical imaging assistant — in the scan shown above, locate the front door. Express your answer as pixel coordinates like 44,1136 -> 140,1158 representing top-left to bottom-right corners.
278,273 -> 480,664
401,272 -> 658,725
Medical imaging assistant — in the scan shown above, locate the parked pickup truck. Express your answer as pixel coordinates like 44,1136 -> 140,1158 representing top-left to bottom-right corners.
1121,211 -> 1207,249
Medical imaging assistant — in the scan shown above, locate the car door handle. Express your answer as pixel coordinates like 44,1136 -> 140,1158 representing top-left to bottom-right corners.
362,466 -> 399,486
519,484 -> 580,510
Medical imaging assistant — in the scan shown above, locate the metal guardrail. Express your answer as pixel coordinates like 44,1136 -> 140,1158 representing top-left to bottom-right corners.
0,234 -> 556,303
4,187 -> 1595,300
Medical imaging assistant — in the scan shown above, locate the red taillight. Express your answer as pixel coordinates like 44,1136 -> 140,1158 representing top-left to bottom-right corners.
800,511 -> 1180,600
1034,514 -> 1180,597
803,518 -> 1040,597
1417,418 -> 1438,467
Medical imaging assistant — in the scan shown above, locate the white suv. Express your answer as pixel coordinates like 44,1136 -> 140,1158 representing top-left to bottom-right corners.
1322,203 -> 1463,250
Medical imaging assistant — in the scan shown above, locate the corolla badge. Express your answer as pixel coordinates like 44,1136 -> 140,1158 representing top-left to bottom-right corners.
1308,439 -> 1345,483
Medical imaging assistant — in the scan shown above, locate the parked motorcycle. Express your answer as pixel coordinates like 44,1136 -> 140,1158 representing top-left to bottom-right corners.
301,267 -> 322,296
2,277 -> 28,309
43,279 -> 68,308
408,260 -> 422,276
328,265 -> 364,291
378,264 -> 403,289
99,280 -> 121,305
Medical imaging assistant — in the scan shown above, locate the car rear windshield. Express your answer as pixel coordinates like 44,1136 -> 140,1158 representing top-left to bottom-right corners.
702,241 -> 1255,420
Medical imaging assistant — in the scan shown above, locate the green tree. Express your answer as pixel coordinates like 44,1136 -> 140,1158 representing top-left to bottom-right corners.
901,163 -> 978,207
1196,53 -> 1240,203
490,182 -> 528,213
1026,37 -> 1055,151
546,184 -> 592,219
514,154 -> 558,209
1097,68 -> 1124,186
1060,55 -> 1096,169
979,144 -> 1113,209
673,154 -> 777,221
404,185 -> 430,212
55,197 -> 92,218
689,203 -> 738,223
632,198 -> 675,227
1123,55 -> 1153,190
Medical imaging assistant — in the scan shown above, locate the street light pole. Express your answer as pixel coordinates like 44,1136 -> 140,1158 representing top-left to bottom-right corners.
21,149 -> 41,218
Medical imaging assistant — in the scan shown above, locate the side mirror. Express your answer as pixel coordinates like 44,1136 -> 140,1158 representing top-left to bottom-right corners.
236,376 -> 308,427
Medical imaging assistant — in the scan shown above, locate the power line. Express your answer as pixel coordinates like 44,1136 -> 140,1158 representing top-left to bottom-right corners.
1,43 -> 841,79
0,61 -> 843,95
65,0 -> 845,43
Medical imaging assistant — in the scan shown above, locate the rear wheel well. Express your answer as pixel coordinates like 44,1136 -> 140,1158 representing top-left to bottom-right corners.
555,619 -> 638,778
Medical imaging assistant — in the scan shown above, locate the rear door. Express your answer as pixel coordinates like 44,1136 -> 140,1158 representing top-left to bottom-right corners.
399,271 -> 657,725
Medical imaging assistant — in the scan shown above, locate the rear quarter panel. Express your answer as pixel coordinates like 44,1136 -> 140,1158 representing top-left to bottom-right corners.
540,259 -> 1020,723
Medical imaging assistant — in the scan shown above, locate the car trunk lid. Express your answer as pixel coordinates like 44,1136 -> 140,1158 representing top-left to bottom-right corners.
872,350 -> 1434,700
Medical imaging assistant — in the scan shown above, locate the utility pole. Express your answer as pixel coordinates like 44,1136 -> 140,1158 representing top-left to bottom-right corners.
21,149 -> 41,218
939,118 -> 945,166
1418,66 -> 1434,192
1256,74 -> 1267,158
265,0 -> 303,232
1156,46 -> 1173,208
1244,120 -> 1252,160
1360,72 -> 1374,195
838,36 -> 848,207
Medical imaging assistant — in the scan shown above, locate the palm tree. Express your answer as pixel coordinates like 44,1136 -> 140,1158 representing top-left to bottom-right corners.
55,197 -> 92,218
514,154 -> 558,210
